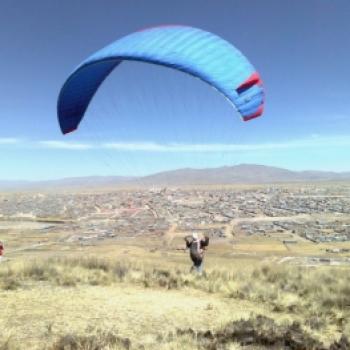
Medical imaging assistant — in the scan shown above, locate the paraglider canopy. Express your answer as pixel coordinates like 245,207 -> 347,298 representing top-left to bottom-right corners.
57,25 -> 264,134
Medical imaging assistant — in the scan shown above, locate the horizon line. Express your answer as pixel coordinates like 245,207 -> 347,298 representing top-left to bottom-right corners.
1,163 -> 349,183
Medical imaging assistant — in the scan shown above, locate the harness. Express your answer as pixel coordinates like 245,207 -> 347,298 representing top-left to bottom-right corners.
193,238 -> 203,256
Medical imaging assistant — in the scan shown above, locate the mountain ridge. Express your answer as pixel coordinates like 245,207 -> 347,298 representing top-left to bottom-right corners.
1,164 -> 350,190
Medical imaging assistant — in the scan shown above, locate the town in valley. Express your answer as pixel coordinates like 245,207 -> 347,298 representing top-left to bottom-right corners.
2,183 -> 350,265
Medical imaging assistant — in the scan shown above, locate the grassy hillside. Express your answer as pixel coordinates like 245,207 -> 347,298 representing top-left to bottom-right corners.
1,255 -> 349,349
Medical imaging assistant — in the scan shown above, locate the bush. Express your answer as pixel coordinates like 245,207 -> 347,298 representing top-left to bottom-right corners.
49,331 -> 131,350
173,315 -> 350,350
1,276 -> 21,291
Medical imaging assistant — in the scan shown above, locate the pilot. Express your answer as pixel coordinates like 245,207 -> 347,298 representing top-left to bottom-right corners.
184,232 -> 209,274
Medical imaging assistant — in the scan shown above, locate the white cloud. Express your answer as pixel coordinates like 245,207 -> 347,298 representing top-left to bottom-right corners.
103,142 -> 169,152
103,135 -> 350,152
38,141 -> 93,150
0,137 -> 21,144
103,142 -> 273,152
2,135 -> 350,153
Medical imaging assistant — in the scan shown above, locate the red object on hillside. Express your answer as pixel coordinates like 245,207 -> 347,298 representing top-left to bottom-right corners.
0,242 -> 4,256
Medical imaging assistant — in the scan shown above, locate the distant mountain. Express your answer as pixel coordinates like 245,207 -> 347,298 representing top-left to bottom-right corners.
1,164 -> 350,191
136,164 -> 350,186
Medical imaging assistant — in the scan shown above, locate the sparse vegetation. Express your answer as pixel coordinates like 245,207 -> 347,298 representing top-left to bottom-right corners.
176,315 -> 333,350
1,256 -> 350,349
1,179 -> 350,349
2,314 -> 349,349
49,331 -> 131,350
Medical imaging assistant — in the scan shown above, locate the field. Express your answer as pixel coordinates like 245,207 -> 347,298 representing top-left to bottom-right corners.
1,186 -> 350,349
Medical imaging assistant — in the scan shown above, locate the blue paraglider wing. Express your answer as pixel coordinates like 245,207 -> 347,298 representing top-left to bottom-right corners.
58,25 -> 264,134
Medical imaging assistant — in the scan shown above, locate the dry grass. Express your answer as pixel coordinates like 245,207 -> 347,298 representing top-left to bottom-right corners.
235,265 -> 350,320
1,256 -> 350,349
48,331 -> 131,350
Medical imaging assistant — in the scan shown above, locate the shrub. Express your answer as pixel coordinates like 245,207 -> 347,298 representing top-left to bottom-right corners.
49,331 -> 131,350
1,277 -> 21,291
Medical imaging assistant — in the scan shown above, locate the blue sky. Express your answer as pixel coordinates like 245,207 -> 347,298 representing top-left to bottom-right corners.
1,0 -> 349,180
